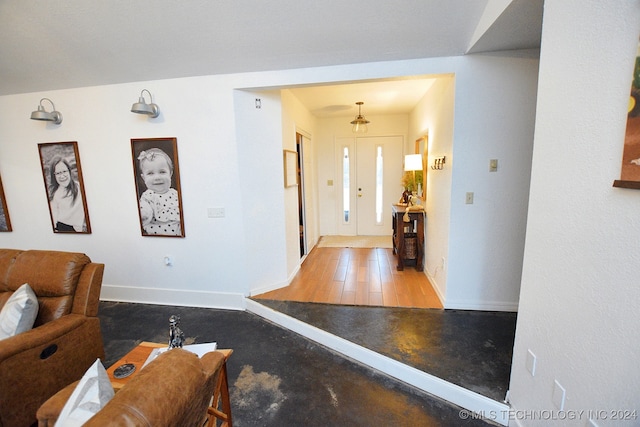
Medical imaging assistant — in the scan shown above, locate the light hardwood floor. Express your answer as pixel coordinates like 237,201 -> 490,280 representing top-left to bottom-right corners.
253,246 -> 443,309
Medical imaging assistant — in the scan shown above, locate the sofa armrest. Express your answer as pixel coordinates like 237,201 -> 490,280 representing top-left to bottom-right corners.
36,380 -> 80,427
72,263 -> 104,317
0,315 -> 105,427
0,314 -> 89,360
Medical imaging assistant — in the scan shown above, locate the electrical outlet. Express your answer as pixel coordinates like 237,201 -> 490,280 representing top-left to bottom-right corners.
489,159 -> 498,172
465,192 -> 474,204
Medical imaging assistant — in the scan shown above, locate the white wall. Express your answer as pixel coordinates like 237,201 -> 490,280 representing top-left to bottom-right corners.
0,78 -> 253,308
508,1 -> 640,425
0,54 -> 537,312
233,88 -> 290,298
408,76 -> 456,301
279,89 -> 318,285
446,54 -> 538,310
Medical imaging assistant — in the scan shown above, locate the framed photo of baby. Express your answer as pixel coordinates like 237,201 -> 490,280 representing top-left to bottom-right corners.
131,137 -> 185,237
37,141 -> 91,233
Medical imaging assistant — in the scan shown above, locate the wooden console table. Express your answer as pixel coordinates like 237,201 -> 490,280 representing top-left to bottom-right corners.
392,204 -> 425,271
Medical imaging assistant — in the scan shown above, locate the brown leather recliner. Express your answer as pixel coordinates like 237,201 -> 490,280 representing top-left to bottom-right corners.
37,349 -> 227,427
0,249 -> 105,427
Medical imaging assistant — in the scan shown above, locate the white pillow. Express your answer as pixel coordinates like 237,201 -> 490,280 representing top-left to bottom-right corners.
55,359 -> 115,427
0,283 -> 38,340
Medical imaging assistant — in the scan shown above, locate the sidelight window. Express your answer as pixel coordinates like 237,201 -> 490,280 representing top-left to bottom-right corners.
375,145 -> 383,224
343,146 -> 350,223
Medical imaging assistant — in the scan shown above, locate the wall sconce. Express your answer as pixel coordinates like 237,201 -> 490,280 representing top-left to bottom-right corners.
431,156 -> 446,170
131,89 -> 160,118
30,98 -> 63,124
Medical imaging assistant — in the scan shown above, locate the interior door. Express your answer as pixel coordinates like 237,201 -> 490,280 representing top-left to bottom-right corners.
355,136 -> 403,235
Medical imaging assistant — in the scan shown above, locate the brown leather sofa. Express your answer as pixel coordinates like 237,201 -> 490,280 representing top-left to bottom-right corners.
37,349 -> 227,427
0,249 -> 105,427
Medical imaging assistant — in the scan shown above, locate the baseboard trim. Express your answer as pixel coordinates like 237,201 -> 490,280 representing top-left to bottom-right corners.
424,268 -> 446,306
248,264 -> 300,297
445,299 -> 519,312
246,298 -> 510,426
100,284 -> 246,311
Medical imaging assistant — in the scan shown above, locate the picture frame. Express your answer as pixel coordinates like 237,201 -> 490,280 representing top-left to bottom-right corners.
38,141 -> 91,233
284,149 -> 298,188
415,134 -> 428,200
0,174 -> 12,232
614,37 -> 640,189
131,137 -> 185,237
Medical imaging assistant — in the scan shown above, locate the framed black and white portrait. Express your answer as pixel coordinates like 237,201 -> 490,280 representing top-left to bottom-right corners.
38,141 -> 91,233
131,137 -> 185,237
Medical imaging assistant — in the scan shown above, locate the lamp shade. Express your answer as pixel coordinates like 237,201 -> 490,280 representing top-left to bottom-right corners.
404,154 -> 422,171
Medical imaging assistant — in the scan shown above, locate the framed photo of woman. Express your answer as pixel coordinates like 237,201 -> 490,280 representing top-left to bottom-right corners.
0,174 -> 12,232
38,141 -> 91,234
131,137 -> 185,237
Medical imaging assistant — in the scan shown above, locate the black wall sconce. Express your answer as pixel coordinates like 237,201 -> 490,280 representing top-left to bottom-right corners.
431,156 -> 446,170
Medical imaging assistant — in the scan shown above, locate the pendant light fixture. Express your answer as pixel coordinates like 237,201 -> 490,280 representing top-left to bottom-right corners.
350,101 -> 370,133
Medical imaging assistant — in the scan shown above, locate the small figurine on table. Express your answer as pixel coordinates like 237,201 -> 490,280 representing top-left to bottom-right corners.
168,314 -> 184,349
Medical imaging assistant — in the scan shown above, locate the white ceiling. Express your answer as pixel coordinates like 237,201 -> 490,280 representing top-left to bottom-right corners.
0,0 -> 543,116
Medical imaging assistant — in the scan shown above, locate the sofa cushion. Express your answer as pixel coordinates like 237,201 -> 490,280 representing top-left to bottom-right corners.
0,283 -> 38,339
55,359 -> 114,427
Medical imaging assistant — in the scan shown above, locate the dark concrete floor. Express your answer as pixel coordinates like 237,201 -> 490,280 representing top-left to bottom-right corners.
254,300 -> 517,402
98,301 -> 498,427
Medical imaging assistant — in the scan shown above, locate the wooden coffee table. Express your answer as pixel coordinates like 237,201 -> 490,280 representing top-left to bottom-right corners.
106,341 -> 233,427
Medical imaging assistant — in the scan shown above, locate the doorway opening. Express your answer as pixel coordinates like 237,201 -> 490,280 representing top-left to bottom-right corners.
296,132 -> 305,258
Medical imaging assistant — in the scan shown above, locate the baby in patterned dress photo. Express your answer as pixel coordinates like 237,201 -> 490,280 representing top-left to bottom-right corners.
137,148 -> 181,236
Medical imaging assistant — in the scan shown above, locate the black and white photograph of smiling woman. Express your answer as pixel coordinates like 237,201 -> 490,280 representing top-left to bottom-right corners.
131,137 -> 185,237
38,141 -> 91,234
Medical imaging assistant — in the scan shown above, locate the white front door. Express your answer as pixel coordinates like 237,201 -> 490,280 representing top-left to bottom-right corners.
336,135 -> 403,236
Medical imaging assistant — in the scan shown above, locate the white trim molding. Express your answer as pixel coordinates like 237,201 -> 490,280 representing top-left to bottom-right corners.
100,284 -> 246,311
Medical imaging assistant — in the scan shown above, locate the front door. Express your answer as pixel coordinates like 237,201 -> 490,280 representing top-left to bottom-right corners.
337,135 -> 403,236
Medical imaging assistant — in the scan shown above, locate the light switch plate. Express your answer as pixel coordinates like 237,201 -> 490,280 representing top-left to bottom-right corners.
526,349 -> 536,376
207,207 -> 225,218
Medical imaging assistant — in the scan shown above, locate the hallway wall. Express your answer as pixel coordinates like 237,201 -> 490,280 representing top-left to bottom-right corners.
508,0 -> 640,423
408,76 -> 456,303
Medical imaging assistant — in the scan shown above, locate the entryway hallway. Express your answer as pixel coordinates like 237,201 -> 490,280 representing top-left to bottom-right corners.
253,243 -> 443,309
